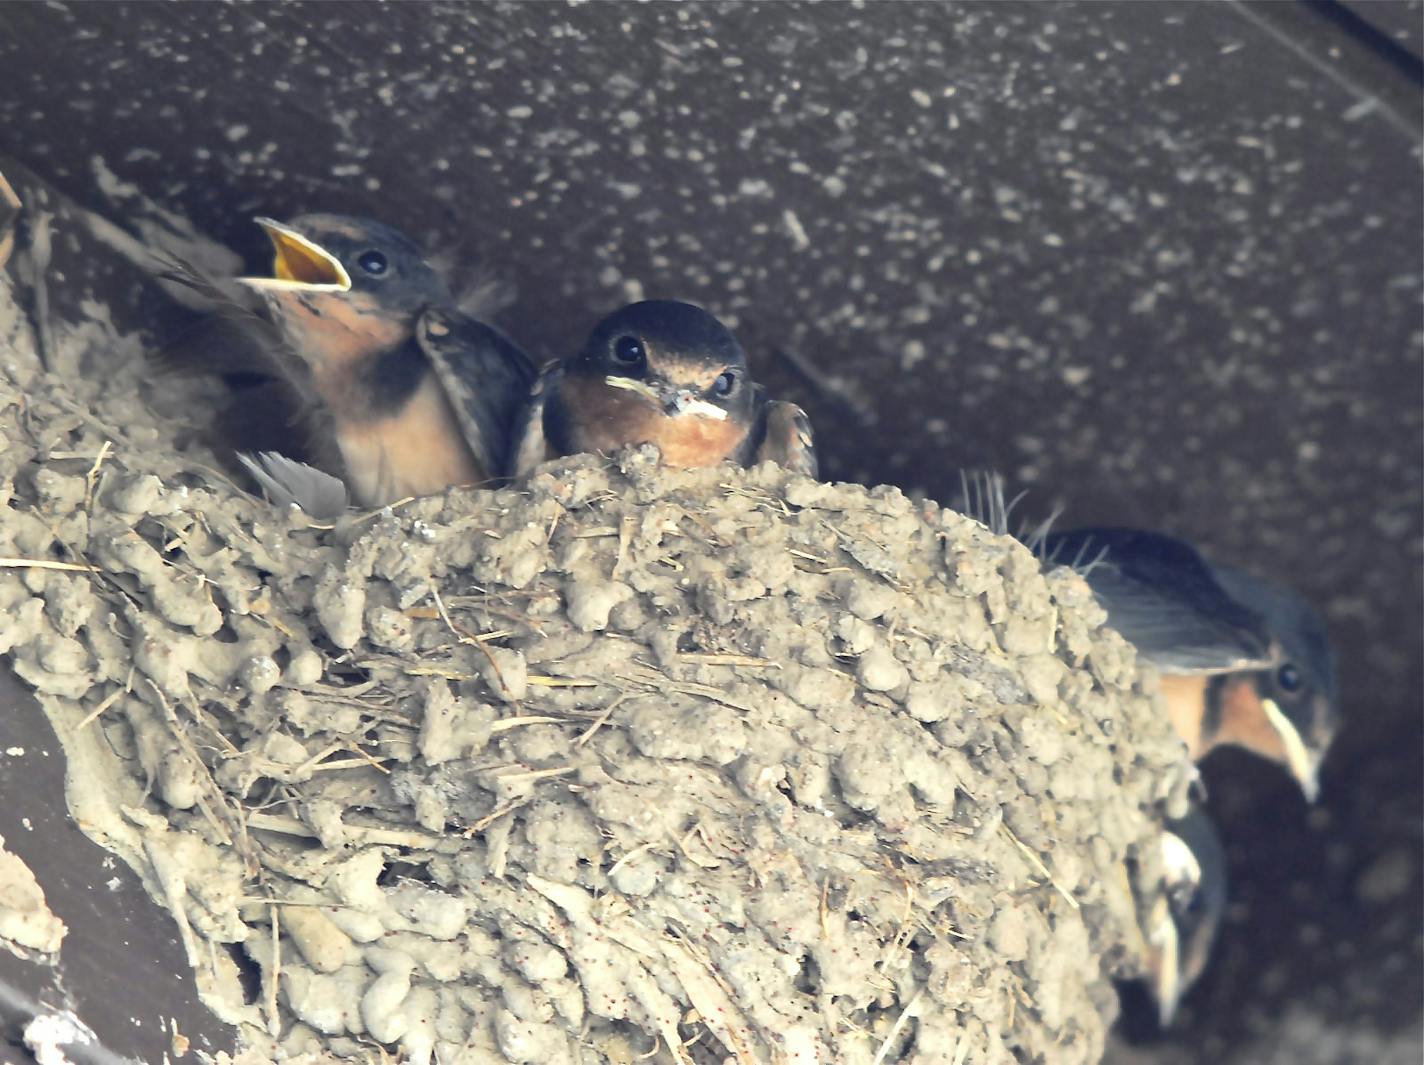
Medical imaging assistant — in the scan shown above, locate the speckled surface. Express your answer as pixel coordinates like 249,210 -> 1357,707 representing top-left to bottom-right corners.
0,2 -> 1420,1061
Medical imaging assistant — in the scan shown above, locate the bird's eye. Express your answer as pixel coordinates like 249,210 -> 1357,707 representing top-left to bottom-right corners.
613,335 -> 645,364
712,370 -> 738,396
357,250 -> 389,276
1276,663 -> 1303,693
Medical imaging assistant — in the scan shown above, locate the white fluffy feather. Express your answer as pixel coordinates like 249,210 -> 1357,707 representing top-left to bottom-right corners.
236,451 -> 349,521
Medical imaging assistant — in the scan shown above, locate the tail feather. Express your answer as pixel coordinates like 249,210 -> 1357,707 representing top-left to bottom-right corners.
236,451 -> 350,521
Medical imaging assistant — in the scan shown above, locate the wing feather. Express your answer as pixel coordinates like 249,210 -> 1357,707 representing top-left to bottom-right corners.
416,307 -> 537,481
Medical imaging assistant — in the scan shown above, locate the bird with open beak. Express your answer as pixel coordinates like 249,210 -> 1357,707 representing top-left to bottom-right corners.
153,212 -> 535,512
509,299 -> 817,478
229,214 -> 535,508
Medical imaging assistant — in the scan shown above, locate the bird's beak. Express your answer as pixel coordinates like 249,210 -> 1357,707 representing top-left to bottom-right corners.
658,384 -> 728,420
1261,697 -> 1320,802
1144,895 -> 1182,1027
238,217 -> 351,293
602,377 -> 729,420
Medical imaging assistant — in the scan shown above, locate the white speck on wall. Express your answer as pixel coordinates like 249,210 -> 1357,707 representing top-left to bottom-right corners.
224,124 -> 249,142
507,104 -> 533,119
782,209 -> 810,251
901,340 -> 927,371
5,746 -> 23,756
24,1011 -> 95,1065
89,156 -> 141,201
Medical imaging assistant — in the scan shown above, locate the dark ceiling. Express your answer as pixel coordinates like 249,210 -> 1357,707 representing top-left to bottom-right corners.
1,2 -> 1419,1061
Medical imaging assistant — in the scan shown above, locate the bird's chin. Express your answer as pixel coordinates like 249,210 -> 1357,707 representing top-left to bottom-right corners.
238,217 -> 352,294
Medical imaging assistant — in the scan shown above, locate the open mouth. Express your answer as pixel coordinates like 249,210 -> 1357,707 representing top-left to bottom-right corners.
237,217 -> 351,293
603,376 -> 728,420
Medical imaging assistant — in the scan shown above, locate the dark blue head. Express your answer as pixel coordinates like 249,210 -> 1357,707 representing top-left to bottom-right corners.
1210,564 -> 1339,800
240,213 -> 451,318
574,300 -> 754,421
237,213 -> 453,366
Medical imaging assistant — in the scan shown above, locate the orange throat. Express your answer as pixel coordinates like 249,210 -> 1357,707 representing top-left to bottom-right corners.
563,376 -> 747,467
1159,674 -> 1210,758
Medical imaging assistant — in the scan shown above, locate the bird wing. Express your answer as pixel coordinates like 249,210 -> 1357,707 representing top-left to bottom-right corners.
748,386 -> 819,477
236,451 -> 350,521
506,361 -> 564,478
415,306 -> 537,481
1042,527 -> 1277,674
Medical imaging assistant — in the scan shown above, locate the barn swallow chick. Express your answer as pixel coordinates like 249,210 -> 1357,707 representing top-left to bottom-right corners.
1141,806 -> 1227,1026
1040,527 -> 1338,801
954,471 -> 1337,801
235,214 -> 535,507
509,300 -> 817,478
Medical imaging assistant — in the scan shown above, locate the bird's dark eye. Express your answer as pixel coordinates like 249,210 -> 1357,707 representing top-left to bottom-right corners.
712,370 -> 738,397
1276,663 -> 1303,693
613,335 -> 645,364
357,250 -> 389,276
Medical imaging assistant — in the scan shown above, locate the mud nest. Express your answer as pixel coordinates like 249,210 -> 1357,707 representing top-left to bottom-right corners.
0,266 -> 1194,1065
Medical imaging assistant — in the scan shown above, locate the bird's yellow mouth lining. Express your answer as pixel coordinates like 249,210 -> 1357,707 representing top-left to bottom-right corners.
239,217 -> 352,293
